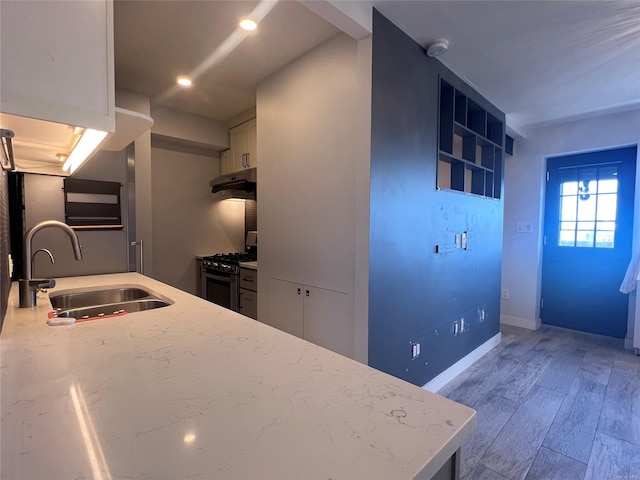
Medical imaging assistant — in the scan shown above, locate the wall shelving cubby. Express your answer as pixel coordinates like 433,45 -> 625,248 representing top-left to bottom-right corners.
437,78 -> 504,199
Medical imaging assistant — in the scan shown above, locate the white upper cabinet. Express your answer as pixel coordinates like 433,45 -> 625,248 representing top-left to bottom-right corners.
222,118 -> 257,174
0,0 -> 115,133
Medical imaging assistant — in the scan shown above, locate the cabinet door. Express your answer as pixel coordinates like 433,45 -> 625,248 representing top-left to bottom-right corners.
244,119 -> 257,169
228,126 -> 246,173
0,0 -> 115,132
239,289 -> 258,320
266,278 -> 303,337
225,118 -> 257,174
304,287 -> 353,357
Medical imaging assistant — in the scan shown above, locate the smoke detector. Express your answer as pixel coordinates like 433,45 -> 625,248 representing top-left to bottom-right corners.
426,39 -> 449,57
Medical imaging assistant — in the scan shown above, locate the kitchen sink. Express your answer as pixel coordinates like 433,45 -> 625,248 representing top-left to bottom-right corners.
48,284 -> 174,323
50,285 -> 161,310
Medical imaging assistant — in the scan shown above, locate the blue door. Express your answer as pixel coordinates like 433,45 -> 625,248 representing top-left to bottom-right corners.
541,146 -> 637,338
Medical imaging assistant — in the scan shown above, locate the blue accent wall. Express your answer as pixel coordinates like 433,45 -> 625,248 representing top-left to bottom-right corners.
369,10 -> 504,386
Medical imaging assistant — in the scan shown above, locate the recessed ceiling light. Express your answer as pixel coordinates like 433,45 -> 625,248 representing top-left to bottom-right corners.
177,76 -> 192,87
239,18 -> 257,31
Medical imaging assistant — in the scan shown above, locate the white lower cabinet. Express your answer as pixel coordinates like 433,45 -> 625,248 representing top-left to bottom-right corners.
267,277 -> 353,357
239,267 -> 258,320
267,278 -> 304,337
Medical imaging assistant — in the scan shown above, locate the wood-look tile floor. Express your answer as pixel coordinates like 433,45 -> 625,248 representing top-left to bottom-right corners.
438,324 -> 640,480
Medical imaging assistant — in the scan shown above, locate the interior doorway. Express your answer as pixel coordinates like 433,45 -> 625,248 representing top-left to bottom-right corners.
541,145 -> 637,338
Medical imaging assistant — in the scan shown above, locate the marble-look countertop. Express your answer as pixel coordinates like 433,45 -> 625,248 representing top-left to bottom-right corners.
239,261 -> 258,270
1,273 -> 475,479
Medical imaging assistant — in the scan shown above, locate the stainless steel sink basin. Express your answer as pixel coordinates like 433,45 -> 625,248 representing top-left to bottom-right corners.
53,299 -> 172,319
48,284 -> 174,323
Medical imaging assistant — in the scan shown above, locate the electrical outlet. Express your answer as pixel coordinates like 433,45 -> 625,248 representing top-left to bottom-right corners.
478,308 -> 486,323
411,342 -> 421,359
453,321 -> 459,335
501,288 -> 510,300
460,318 -> 466,332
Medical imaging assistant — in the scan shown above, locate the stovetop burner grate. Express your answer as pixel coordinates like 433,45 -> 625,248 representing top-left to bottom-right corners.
203,252 -> 257,266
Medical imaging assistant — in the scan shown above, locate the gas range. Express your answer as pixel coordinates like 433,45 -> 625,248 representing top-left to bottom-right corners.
201,252 -> 257,275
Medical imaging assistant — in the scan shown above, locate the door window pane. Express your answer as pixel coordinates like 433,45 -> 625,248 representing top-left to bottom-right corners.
559,229 -> 576,246
598,178 -> 618,194
576,230 -> 594,247
560,196 -> 577,221
596,193 -> 617,221
557,164 -> 619,248
577,194 -> 596,221
561,180 -> 578,195
595,230 -> 615,248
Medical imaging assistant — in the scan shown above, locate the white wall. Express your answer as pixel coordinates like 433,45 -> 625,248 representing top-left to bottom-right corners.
150,146 -> 244,294
501,108 -> 640,341
151,105 -> 229,150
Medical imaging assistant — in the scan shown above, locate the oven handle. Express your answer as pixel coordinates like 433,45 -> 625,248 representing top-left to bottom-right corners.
201,270 -> 232,281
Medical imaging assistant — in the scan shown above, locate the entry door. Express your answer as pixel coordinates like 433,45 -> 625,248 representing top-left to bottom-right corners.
541,146 -> 637,338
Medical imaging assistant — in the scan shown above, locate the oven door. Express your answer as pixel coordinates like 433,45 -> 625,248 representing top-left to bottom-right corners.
200,269 -> 239,312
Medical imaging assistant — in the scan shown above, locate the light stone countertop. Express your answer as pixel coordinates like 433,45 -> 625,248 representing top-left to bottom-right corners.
0,273 -> 475,480
239,261 -> 258,270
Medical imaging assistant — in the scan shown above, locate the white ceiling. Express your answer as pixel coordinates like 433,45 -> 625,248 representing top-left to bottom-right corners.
114,1 -> 340,121
114,0 -> 640,135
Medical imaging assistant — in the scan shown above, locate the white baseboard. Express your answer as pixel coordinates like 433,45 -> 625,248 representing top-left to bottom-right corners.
422,332 -> 502,393
500,314 -> 541,330
625,336 -> 634,350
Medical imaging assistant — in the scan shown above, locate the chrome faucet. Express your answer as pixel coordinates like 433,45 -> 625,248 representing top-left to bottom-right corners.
19,220 -> 83,308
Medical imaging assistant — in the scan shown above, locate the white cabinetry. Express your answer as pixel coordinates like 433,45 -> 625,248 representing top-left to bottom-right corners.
239,267 -> 258,320
267,278 -> 353,357
0,0 -> 115,133
222,118 -> 256,174
257,34 -> 361,360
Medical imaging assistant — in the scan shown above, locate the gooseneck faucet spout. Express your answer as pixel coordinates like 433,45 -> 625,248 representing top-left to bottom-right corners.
19,220 -> 83,308
31,248 -> 55,277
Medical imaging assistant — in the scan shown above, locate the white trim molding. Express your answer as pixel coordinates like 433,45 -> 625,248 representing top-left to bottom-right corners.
422,333 -> 502,393
500,314 -> 541,330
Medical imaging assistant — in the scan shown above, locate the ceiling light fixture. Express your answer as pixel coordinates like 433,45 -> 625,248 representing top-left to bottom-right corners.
62,128 -> 108,174
426,39 -> 449,57
177,76 -> 192,87
239,18 -> 257,31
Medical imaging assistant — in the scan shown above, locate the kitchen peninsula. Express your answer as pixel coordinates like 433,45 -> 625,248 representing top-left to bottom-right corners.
1,273 -> 474,479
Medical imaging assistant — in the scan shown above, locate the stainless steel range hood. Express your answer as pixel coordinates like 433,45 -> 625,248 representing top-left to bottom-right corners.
210,168 -> 256,199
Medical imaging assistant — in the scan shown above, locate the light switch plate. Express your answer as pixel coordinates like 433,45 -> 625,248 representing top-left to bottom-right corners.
516,221 -> 533,233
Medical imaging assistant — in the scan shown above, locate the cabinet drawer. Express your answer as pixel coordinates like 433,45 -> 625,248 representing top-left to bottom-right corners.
240,268 -> 257,291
